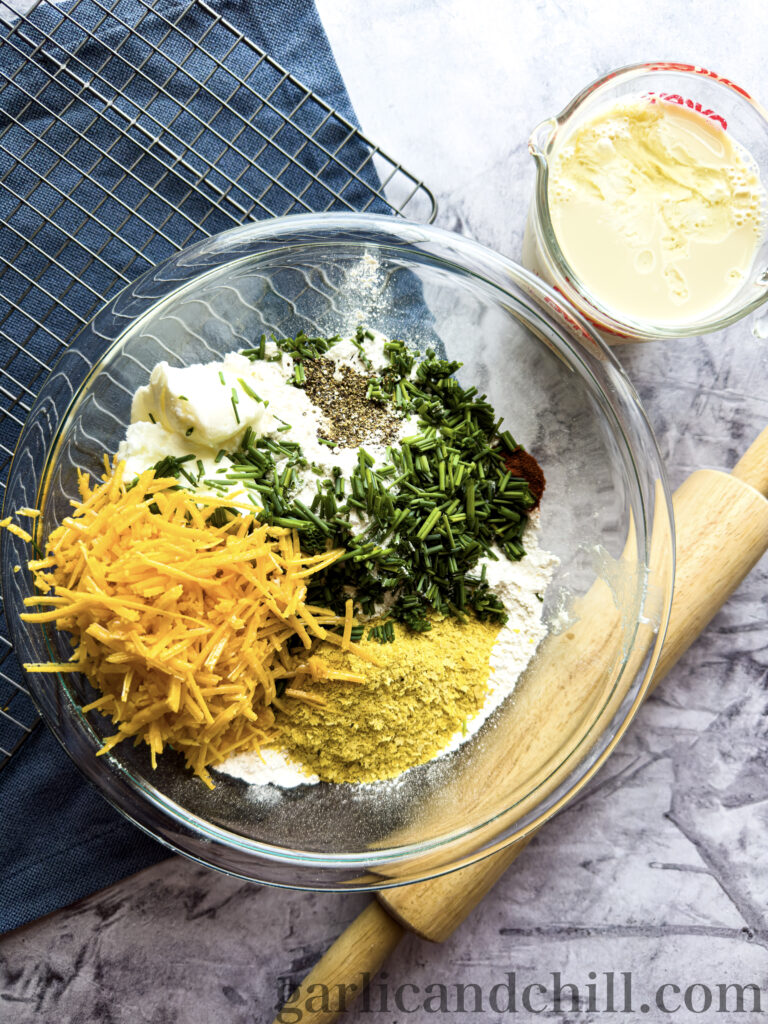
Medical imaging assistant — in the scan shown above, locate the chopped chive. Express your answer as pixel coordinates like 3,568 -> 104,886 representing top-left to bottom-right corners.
292,499 -> 331,534
259,331 -> 534,629
238,378 -> 261,402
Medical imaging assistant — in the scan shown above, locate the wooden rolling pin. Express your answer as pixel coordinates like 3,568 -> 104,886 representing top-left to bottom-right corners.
274,426 -> 768,1024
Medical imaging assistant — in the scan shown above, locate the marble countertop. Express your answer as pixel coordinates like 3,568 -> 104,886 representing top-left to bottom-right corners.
4,2 -> 768,1022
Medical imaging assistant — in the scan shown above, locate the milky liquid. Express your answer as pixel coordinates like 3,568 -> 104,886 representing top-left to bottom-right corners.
548,97 -> 765,326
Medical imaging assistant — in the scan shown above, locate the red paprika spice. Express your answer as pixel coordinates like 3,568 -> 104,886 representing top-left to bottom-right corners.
502,448 -> 546,510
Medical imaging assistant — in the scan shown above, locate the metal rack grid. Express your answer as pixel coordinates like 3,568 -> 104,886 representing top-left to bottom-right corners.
0,0 -> 437,769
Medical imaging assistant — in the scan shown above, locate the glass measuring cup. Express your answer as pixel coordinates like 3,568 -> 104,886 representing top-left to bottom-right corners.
522,63 -> 768,343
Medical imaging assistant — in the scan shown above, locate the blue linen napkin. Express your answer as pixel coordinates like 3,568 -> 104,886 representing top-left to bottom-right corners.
0,0 -> 387,934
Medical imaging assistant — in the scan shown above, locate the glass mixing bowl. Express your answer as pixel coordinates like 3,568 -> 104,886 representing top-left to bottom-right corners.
1,213 -> 674,889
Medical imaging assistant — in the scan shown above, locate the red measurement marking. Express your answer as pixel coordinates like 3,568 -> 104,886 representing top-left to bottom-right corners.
643,62 -> 751,100
645,90 -> 728,130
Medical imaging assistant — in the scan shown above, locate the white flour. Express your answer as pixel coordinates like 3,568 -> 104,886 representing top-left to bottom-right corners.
217,746 -> 319,788
439,516 -> 558,756
334,251 -> 386,336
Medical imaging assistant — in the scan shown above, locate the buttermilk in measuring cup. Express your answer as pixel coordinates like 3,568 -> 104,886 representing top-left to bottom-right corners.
524,89 -> 768,339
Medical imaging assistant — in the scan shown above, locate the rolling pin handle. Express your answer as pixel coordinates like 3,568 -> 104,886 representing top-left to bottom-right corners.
731,425 -> 768,497
271,902 -> 403,1024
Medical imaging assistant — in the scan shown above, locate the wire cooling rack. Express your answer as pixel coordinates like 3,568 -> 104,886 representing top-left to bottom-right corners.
0,0 -> 437,769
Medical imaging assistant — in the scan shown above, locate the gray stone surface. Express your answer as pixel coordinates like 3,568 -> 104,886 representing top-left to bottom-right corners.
4,2 -> 768,1022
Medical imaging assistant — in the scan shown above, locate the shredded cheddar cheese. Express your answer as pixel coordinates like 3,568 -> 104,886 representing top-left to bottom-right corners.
15,462 -> 360,787
0,517 -> 32,543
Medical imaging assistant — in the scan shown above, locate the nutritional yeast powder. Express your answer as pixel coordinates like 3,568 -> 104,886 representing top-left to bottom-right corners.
272,615 -> 502,783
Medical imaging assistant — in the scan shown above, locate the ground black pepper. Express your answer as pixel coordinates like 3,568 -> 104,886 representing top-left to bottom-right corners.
303,357 -> 403,448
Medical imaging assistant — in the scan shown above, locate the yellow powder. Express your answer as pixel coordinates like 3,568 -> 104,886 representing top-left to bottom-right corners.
272,615 -> 502,783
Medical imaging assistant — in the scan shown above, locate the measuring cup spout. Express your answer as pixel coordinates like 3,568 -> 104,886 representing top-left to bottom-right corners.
528,118 -> 556,161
